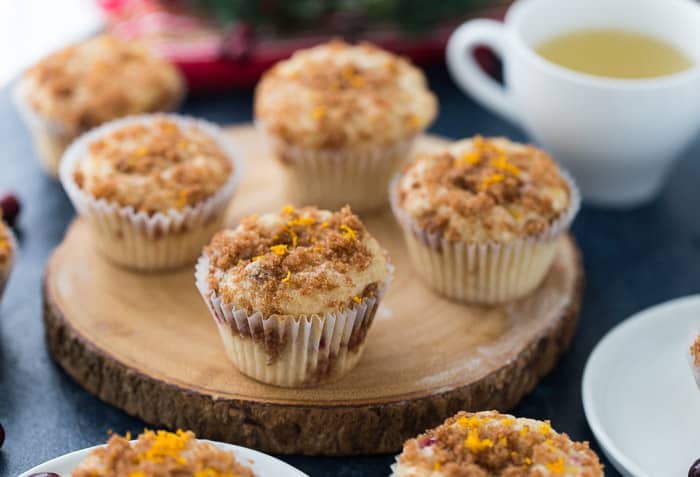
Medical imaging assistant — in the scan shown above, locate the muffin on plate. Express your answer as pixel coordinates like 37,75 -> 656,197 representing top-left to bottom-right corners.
15,34 -> 184,177
0,218 -> 15,302
393,411 -> 603,477
72,429 -> 255,477
60,114 -> 242,271
390,136 -> 579,304
255,40 -> 437,213
196,205 -> 392,387
690,332 -> 700,390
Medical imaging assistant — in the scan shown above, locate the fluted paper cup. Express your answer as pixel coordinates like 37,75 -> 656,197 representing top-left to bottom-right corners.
60,114 -> 243,271
13,82 -> 74,177
258,121 -> 416,213
195,254 -> 392,387
389,170 -> 580,304
389,455 -> 399,477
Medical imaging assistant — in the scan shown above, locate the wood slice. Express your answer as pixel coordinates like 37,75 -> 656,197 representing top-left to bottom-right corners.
43,125 -> 583,455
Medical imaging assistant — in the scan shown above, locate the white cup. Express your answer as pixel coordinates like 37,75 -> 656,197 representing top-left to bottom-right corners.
446,0 -> 700,207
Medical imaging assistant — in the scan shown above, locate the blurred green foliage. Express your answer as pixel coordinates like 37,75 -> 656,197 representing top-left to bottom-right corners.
184,0 -> 493,33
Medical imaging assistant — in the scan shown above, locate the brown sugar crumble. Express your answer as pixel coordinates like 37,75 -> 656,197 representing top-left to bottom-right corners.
22,35 -> 182,136
255,40 -> 437,149
397,411 -> 603,477
397,137 -> 571,242
0,220 -> 11,265
73,119 -> 232,214
205,205 -> 390,316
71,429 -> 255,477
691,334 -> 700,365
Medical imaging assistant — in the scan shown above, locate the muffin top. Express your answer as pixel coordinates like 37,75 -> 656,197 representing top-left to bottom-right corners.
395,137 -> 571,243
204,205 -> 390,316
396,411 -> 603,477
72,118 -> 233,214
691,334 -> 700,366
71,429 -> 255,477
254,40 -> 437,149
21,35 -> 183,136
0,220 -> 12,266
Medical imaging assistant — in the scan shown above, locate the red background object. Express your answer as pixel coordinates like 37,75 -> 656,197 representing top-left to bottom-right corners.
98,0 -> 506,91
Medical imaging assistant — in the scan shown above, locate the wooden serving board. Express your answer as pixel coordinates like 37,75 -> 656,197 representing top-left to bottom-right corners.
43,125 -> 583,455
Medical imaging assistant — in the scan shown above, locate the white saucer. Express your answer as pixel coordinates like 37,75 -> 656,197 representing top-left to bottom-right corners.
18,440 -> 308,477
583,295 -> 700,477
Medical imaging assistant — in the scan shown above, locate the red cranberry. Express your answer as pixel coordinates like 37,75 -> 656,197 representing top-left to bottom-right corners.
419,436 -> 436,448
0,193 -> 20,226
689,458 -> 700,477
28,474 -> 60,477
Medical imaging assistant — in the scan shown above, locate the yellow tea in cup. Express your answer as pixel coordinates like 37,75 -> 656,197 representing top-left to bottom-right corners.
536,29 -> 693,79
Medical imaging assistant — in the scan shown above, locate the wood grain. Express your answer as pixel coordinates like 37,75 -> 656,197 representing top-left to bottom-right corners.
43,125 -> 584,455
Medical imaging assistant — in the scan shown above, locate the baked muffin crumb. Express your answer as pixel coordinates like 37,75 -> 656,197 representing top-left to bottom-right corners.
71,429 -> 255,477
0,221 -> 11,265
691,334 -> 700,365
396,137 -> 571,243
255,40 -> 437,149
396,411 -> 603,477
22,35 -> 182,136
72,118 -> 232,214
205,205 -> 390,316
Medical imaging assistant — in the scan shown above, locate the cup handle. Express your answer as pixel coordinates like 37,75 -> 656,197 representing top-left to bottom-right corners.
446,19 -> 520,125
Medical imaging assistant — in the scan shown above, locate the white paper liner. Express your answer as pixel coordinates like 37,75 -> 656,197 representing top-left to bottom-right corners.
195,254 -> 392,388
389,455 -> 399,477
389,454 -> 426,477
0,227 -> 17,302
59,113 -> 244,271
13,82 -> 72,176
257,121 -> 416,213
13,79 -> 185,178
389,168 -> 581,304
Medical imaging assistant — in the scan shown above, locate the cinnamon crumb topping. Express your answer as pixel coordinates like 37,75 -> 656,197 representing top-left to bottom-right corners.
396,411 -> 603,477
22,35 -> 183,136
71,429 -> 255,477
0,220 -> 12,265
72,119 -> 232,214
691,333 -> 700,365
205,205 -> 390,316
255,40 -> 437,149
397,137 -> 571,243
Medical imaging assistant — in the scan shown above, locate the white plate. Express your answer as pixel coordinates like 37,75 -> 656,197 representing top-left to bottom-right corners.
18,440 -> 308,477
583,295 -> 700,477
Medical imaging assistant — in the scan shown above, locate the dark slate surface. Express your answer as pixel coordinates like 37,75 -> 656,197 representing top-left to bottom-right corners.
2,64 -> 700,477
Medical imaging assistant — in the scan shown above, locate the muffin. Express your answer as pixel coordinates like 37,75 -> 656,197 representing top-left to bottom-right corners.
255,40 -> 437,213
0,218 -> 15,301
15,34 -> 184,177
393,411 -> 603,477
690,332 -> 700,390
72,429 -> 255,477
196,205 -> 392,387
60,114 -> 242,271
390,136 -> 579,304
